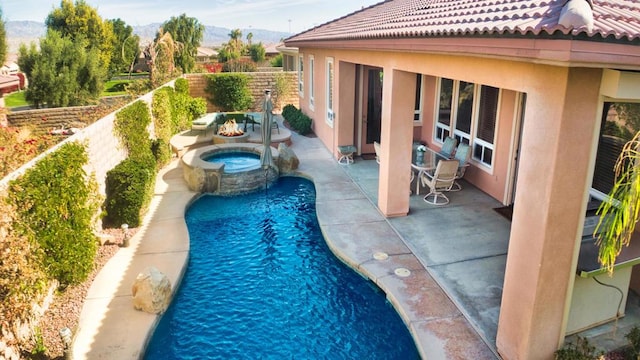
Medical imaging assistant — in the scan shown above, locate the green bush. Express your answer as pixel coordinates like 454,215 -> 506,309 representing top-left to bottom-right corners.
151,138 -> 172,169
103,156 -> 156,228
152,87 -> 173,143
205,73 -> 253,111
8,142 -> 100,286
174,77 -> 190,94
282,104 -> 298,119
270,54 -> 283,67
282,104 -> 313,135
114,100 -> 153,160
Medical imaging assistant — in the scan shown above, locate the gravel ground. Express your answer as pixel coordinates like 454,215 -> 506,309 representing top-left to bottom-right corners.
39,228 -> 138,359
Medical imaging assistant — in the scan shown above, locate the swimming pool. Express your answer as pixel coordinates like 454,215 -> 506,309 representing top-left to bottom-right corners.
144,177 -> 419,359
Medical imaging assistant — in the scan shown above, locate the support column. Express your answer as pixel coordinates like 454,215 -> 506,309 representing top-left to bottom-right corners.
378,69 -> 415,217
496,68 -> 603,359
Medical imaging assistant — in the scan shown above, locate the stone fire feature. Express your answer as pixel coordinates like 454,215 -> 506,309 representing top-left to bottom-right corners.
212,133 -> 250,145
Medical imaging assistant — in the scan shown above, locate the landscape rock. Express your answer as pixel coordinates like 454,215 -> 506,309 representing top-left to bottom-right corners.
277,143 -> 299,173
131,267 -> 172,314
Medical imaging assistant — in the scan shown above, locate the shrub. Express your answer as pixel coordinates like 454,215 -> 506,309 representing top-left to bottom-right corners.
270,54 -> 283,67
555,337 -> 603,360
0,191 -> 48,338
151,138 -> 172,169
174,77 -> 189,94
114,100 -> 153,160
8,142 -> 100,286
205,73 -> 253,111
221,58 -> 257,73
0,126 -> 55,178
282,104 -> 298,119
626,326 -> 640,357
103,156 -> 156,228
282,104 -> 313,135
152,87 -> 174,143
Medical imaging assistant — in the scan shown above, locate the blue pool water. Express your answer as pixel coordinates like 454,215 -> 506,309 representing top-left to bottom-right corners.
204,152 -> 261,173
144,177 -> 419,359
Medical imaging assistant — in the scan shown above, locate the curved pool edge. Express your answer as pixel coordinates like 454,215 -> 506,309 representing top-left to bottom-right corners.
73,152 -> 495,359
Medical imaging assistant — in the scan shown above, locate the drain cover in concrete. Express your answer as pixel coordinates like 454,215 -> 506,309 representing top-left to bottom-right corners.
394,268 -> 411,277
373,252 -> 389,260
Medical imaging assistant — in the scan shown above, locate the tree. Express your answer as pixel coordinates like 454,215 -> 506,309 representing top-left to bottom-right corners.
45,0 -> 115,74
247,43 -> 266,63
596,128 -> 640,273
147,29 -> 181,87
0,8 -> 7,65
18,30 -> 103,107
246,32 -> 253,46
108,18 -> 140,77
161,14 -> 204,74
228,28 -> 243,55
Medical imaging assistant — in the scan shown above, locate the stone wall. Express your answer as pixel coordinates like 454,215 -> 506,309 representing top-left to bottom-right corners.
0,91 -> 157,195
5,96 -> 130,135
185,71 -> 299,114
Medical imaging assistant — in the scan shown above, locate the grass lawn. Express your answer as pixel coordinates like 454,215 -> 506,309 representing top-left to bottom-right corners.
4,91 -> 28,108
102,79 -> 131,96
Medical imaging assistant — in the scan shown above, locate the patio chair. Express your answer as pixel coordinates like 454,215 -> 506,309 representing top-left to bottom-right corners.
374,141 -> 381,164
420,159 -> 459,205
451,143 -> 471,191
439,137 -> 458,158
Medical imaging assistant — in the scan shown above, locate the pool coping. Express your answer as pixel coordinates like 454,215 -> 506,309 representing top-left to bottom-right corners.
72,128 -> 495,359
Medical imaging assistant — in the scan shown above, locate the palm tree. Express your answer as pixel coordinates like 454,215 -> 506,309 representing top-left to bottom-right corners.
228,29 -> 242,54
595,129 -> 640,273
246,32 -> 253,46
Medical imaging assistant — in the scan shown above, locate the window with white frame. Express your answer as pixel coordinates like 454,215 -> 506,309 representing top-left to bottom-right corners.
435,78 -> 454,142
298,54 -> 304,97
453,81 -> 475,145
435,78 -> 500,169
326,57 -> 334,126
473,85 -> 499,167
309,55 -> 315,109
414,74 -> 423,123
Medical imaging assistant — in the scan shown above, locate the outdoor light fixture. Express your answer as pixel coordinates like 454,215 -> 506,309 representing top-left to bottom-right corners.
121,223 -> 129,247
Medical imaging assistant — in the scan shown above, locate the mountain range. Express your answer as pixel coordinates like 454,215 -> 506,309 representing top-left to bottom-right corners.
5,21 -> 291,54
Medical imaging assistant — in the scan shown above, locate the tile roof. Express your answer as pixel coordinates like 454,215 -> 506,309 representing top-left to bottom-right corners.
287,0 -> 640,43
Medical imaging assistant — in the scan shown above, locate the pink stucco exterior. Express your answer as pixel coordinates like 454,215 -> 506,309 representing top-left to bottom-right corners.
285,1 -> 640,358
286,39 -> 640,360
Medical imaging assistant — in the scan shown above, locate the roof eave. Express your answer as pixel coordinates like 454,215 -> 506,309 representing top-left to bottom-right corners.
285,37 -> 640,71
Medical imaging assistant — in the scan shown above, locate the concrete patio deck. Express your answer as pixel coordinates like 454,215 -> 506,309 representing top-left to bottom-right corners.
72,114 -> 638,359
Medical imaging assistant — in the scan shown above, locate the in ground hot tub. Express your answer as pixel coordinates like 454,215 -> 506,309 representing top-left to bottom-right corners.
181,143 -> 279,195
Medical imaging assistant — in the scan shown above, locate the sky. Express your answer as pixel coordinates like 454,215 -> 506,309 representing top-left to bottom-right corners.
2,0 -> 380,34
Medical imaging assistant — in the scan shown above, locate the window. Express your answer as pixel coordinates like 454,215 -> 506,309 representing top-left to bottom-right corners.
435,78 -> 454,142
592,102 -> 640,197
298,54 -> 304,97
309,55 -> 315,109
453,81 -> 474,145
435,78 -> 500,169
326,57 -> 334,126
414,74 -> 423,123
473,86 -> 499,167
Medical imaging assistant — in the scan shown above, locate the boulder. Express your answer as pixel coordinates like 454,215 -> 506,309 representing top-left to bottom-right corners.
131,267 -> 172,314
277,143 -> 299,173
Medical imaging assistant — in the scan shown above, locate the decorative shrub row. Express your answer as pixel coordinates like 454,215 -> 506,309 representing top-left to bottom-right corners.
103,156 -> 156,228
205,73 -> 253,111
105,81 -> 206,227
282,104 -> 313,135
7,142 -> 100,287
